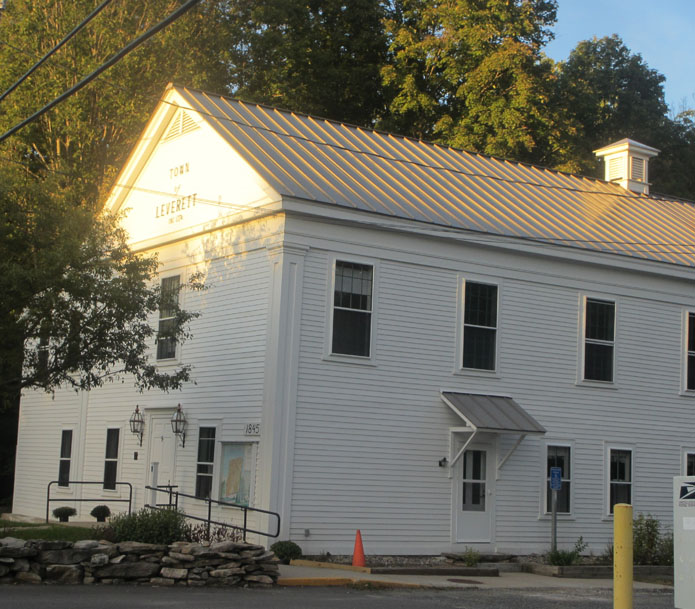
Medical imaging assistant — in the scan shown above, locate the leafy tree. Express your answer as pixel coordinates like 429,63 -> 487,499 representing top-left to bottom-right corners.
379,0 -> 567,164
0,0 -> 233,204
0,170 -> 200,407
227,0 -> 388,126
553,35 -> 668,173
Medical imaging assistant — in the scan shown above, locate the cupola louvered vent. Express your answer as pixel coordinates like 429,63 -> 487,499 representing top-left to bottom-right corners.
631,157 -> 645,182
594,139 -> 659,195
608,157 -> 624,181
162,110 -> 199,141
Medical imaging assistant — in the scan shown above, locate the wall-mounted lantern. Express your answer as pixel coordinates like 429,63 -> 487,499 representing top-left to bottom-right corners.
129,405 -> 144,446
171,403 -> 187,447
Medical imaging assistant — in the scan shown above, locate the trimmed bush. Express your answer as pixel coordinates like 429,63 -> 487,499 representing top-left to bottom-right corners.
52,506 -> 77,522
107,508 -> 188,544
270,540 -> 302,563
90,505 -> 111,522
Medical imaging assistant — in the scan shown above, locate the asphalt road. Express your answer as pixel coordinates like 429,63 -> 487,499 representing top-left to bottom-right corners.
0,585 -> 675,609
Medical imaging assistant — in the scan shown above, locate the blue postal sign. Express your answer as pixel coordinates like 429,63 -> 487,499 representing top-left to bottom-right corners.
550,467 -> 562,491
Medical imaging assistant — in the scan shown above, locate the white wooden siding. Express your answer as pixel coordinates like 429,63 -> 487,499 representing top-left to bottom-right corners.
287,216 -> 695,554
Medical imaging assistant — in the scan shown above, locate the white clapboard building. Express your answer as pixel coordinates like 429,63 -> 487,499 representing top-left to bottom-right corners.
13,85 -> 695,555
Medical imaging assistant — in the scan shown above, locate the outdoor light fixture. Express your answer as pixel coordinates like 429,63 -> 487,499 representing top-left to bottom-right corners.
129,405 -> 144,446
171,403 -> 187,447
438,457 -> 449,468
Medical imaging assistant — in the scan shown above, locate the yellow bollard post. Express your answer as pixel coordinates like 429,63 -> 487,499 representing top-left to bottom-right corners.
614,503 -> 633,609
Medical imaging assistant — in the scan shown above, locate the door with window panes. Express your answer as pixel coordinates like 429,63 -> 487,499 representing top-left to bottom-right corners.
455,440 -> 495,542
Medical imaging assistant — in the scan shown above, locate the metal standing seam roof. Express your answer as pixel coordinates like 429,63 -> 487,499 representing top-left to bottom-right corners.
441,392 -> 546,435
170,85 -> 695,268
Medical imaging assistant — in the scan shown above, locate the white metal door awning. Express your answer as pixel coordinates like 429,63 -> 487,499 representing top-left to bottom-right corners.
441,392 -> 546,475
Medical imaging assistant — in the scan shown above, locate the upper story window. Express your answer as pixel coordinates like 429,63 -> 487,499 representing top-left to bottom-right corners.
609,448 -> 631,514
58,430 -> 72,488
157,275 -> 180,360
584,298 -> 615,382
546,445 -> 571,514
332,261 -> 373,357
686,312 -> 695,391
463,282 -> 497,370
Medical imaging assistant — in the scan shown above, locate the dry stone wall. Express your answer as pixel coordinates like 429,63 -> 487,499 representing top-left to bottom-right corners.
0,537 -> 279,586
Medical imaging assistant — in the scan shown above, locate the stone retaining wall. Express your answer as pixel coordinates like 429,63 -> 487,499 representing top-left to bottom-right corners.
0,537 -> 279,586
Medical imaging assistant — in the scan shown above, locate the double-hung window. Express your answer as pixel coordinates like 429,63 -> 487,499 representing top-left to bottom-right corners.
157,275 -> 180,360
546,445 -> 571,513
195,427 -> 216,499
58,430 -> 72,487
609,448 -> 632,514
103,428 -> 120,490
584,298 -> 615,382
463,282 -> 497,370
331,261 -> 373,357
686,452 -> 695,476
686,312 -> 695,391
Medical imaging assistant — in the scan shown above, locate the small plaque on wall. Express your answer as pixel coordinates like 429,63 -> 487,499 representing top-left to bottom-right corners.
244,423 -> 260,436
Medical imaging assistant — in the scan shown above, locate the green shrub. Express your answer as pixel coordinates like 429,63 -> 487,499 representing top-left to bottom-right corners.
270,540 -> 302,563
546,536 -> 587,566
90,505 -> 111,521
107,508 -> 188,544
52,506 -> 77,521
602,514 -> 673,566
461,546 -> 481,567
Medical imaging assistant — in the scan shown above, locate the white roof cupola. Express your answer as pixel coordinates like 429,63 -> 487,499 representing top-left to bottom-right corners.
594,138 -> 659,195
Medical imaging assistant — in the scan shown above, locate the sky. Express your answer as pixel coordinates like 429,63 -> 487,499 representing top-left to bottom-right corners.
545,0 -> 695,112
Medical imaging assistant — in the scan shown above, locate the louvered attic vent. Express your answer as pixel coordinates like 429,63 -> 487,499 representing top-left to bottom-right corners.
631,157 -> 645,182
162,109 -> 199,141
608,157 -> 624,181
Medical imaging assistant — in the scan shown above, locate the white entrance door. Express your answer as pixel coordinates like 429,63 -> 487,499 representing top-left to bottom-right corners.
148,414 -> 177,506
455,442 -> 495,543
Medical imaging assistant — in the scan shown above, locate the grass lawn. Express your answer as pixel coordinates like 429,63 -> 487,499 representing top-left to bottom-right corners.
0,525 -> 99,542
0,519 -> 43,528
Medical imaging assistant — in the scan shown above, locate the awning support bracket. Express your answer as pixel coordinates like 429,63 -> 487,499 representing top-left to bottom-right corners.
496,433 -> 526,479
450,429 -> 477,469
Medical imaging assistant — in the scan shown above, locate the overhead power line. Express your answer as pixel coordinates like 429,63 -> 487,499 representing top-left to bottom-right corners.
0,0 -> 201,145
0,0 -> 116,104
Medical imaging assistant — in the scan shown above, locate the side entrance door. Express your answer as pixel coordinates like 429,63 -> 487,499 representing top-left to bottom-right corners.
455,440 -> 495,543
147,413 -> 177,506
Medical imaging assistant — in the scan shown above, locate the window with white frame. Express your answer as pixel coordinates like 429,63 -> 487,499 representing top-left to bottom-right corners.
103,428 -> 120,490
546,445 -> 571,513
462,281 -> 497,370
686,312 -> 695,391
609,448 -> 632,514
157,275 -> 180,360
331,261 -> 373,357
195,427 -> 216,499
584,298 -> 615,382
58,430 -> 72,487
687,452 -> 695,476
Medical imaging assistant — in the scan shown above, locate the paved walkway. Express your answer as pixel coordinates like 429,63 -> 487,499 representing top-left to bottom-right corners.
278,563 -> 672,591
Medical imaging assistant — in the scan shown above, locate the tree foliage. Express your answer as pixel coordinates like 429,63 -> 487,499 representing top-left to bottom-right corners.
227,0 -> 388,125
380,0 -> 566,164
0,0 -> 233,204
0,170 -> 200,407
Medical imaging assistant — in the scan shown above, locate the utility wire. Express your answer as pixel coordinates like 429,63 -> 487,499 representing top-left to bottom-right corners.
0,0 -> 116,104
0,0 -> 201,145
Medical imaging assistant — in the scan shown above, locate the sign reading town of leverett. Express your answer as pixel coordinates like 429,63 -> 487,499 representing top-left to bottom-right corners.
111,102 -> 275,247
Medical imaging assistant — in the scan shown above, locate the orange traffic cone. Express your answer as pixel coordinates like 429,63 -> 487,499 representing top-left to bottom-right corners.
352,529 -> 366,567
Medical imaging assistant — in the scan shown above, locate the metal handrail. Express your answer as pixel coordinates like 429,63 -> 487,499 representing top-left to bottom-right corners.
45,480 -> 133,523
144,485 -> 280,541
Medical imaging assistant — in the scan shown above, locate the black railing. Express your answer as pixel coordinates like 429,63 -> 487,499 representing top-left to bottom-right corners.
144,485 -> 280,542
46,480 -> 133,523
